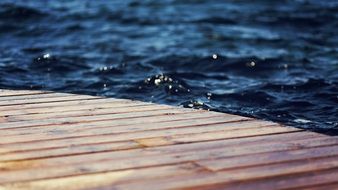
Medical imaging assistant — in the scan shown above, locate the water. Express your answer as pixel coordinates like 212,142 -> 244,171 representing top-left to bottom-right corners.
0,0 -> 337,134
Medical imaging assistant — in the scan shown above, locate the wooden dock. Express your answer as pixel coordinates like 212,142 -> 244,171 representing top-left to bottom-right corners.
0,89 -> 337,190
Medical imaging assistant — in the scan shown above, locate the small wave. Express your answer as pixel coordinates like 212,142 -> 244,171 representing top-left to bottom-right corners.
147,55 -> 284,77
31,53 -> 90,74
210,90 -> 276,106
191,17 -> 236,25
0,3 -> 47,20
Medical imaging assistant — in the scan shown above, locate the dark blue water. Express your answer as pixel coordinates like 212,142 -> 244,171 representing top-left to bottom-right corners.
0,0 -> 337,133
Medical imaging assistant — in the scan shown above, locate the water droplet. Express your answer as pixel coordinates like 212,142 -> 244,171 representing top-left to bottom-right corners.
43,53 -> 50,59
206,92 -> 212,99
154,79 -> 161,86
246,61 -> 255,67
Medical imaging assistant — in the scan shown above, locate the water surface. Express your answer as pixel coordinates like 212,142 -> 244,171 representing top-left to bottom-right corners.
0,0 -> 337,133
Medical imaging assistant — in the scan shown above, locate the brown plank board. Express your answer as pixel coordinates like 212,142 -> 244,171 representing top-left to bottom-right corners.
0,89 -> 337,190
0,89 -> 49,97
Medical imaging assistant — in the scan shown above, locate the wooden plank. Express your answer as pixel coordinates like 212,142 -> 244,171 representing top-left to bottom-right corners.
196,145 -> 338,171
0,95 -> 101,107
300,182 -> 338,190
0,99 -> 152,116
1,154 -> 337,189
0,108 -> 207,130
0,121 -> 282,160
3,167 -> 338,190
2,165 -> 337,190
0,112 -> 230,138
0,97 -> 129,111
2,121 -> 278,147
0,104 -> 175,122
0,162 -> 210,190
1,134 -> 336,174
184,168 -> 338,190
0,127 -> 315,156
0,135 -> 336,181
0,92 -> 74,102
0,89 -> 336,190
0,123 -> 301,161
0,111 -> 246,137
0,90 -> 49,97
106,156 -> 338,190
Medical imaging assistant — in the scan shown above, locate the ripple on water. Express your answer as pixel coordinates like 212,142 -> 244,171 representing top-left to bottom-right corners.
0,3 -> 47,20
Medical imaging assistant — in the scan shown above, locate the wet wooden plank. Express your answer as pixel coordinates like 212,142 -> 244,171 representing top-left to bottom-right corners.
0,89 -> 337,190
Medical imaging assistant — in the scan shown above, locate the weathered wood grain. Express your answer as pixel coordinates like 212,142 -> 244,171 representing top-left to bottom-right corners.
0,89 -> 336,190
